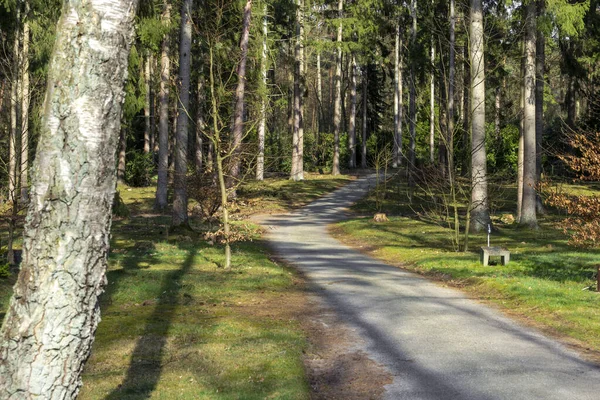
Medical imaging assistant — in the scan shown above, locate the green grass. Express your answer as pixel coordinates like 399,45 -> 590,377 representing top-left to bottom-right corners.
333,177 -> 600,356
1,173 -> 354,399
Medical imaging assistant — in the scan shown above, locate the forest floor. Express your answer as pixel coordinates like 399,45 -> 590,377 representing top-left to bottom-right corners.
0,172 -> 389,399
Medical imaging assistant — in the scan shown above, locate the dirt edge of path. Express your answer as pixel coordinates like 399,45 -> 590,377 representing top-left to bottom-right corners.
263,253 -> 393,400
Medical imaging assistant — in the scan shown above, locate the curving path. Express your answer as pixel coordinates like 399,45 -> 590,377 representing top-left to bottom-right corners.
260,175 -> 600,400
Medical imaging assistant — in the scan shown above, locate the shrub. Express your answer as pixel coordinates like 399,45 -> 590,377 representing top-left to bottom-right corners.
125,150 -> 154,187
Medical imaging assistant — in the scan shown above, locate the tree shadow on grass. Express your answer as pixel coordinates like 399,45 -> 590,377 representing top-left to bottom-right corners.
104,246 -> 197,400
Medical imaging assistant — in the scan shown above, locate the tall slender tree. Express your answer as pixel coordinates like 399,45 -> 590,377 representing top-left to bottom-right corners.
172,0 -> 193,227
520,0 -> 538,228
348,54 -> 357,168
469,0 -> 490,232
332,0 -> 343,175
394,20 -> 404,168
257,3 -> 268,181
291,0 -> 305,180
155,1 -> 171,211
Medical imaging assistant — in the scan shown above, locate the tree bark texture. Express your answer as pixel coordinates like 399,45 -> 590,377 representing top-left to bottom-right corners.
172,0 -> 193,227
394,21 -> 403,168
257,5 -> 268,181
408,0 -> 417,191
155,2 -> 171,211
521,1 -> 538,228
361,73 -> 368,169
332,0 -> 343,175
469,0 -> 490,232
348,54 -> 357,169
0,1 -> 138,398
144,53 -> 152,154
291,0 -> 304,180
117,127 -> 127,182
196,73 -> 205,173
20,1 -> 31,204
429,31 -> 435,164
535,0 -> 546,214
230,0 -> 253,185
447,0 -> 456,177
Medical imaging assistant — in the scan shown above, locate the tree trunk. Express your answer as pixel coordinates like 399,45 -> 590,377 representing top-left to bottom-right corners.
447,0 -> 456,176
172,0 -> 193,228
429,30 -> 435,164
408,0 -> 417,194
155,2 -> 171,211
494,86 -> 501,139
291,0 -> 304,180
535,0 -> 546,214
117,127 -> 127,182
394,20 -> 403,168
257,5 -> 268,181
317,52 -> 322,137
362,72 -> 368,169
196,73 -> 205,173
332,0 -> 343,175
0,1 -> 137,397
462,44 -> 470,176
230,0 -> 253,187
469,0 -> 490,232
521,1 -> 538,228
144,53 -> 152,154
348,54 -> 357,169
20,1 -> 30,204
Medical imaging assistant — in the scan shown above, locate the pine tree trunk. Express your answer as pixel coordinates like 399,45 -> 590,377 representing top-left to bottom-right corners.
462,44 -> 470,176
408,0 -> 417,194
361,73 -> 368,169
447,0 -> 456,176
317,52 -> 322,137
155,2 -> 171,211
144,53 -> 152,154
230,0 -> 253,187
394,21 -> 403,168
495,86 -> 501,139
332,0 -> 343,175
257,5 -> 268,181
20,1 -> 30,204
348,54 -> 357,169
0,1 -> 137,397
172,0 -> 193,228
521,1 -> 538,228
469,0 -> 490,232
291,0 -> 304,180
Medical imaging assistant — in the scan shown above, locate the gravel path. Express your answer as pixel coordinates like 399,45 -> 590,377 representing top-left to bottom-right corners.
260,175 -> 600,400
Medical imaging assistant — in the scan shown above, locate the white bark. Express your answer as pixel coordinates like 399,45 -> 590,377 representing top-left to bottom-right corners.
0,0 -> 138,397
394,21 -> 403,168
144,53 -> 151,154
291,0 -> 304,180
408,0 -> 417,190
257,5 -> 268,181
361,73 -> 367,169
20,2 -> 30,203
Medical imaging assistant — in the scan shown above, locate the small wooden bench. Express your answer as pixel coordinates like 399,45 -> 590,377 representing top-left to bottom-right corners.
480,246 -> 510,266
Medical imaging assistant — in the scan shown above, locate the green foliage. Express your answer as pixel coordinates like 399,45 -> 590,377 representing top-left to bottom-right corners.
137,16 -> 169,52
124,150 -> 154,187
547,0 -> 590,37
0,262 -> 10,279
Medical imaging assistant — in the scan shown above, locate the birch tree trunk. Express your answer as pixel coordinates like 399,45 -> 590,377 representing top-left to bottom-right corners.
348,54 -> 357,169
291,0 -> 304,180
172,0 -> 193,228
0,1 -> 137,398
394,20 -> 403,168
257,4 -> 268,181
230,0 -> 253,187
155,2 -> 171,211
20,1 -> 30,203
117,127 -> 127,182
521,1 -> 538,228
144,53 -> 152,154
317,52 -> 322,136
332,0 -> 343,176
429,31 -> 435,164
469,0 -> 490,232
